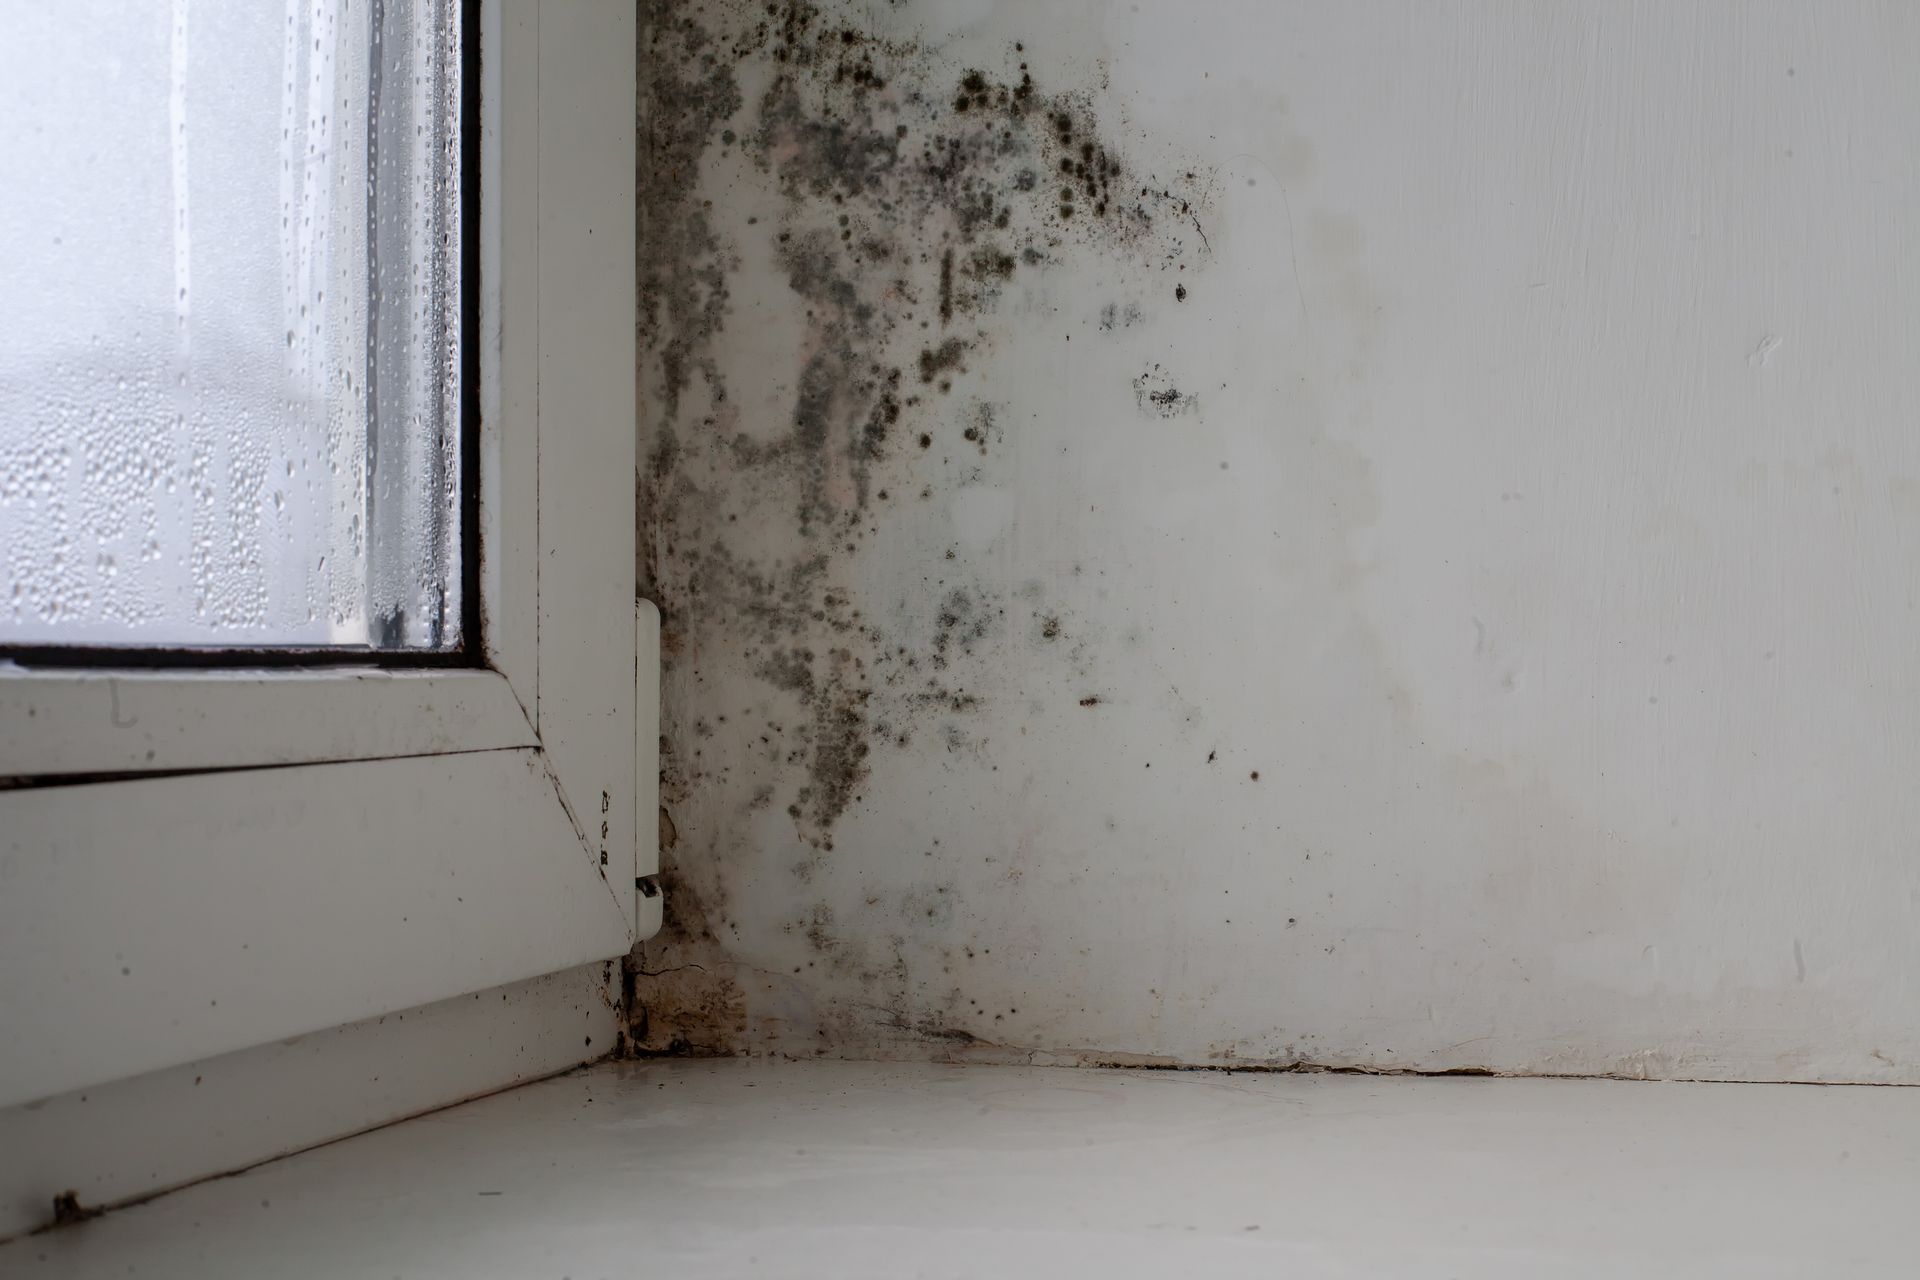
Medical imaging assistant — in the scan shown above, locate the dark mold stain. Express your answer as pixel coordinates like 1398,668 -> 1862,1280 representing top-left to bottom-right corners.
930,588 -> 992,670
961,401 -> 1000,456
635,0 -> 1206,1055
637,0 -> 744,430
1132,363 -> 1197,418
884,1011 -> 984,1045
917,337 -> 969,387
802,649 -> 871,830
626,809 -> 750,1057
49,1192 -> 105,1228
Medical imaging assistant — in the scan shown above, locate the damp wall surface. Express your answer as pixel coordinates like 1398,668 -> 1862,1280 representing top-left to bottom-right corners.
635,0 -> 1920,1081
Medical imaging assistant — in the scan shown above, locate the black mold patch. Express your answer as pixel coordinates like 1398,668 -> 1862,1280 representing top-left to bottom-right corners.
917,337 -> 969,388
1132,363 -> 1197,418
930,588 -> 992,670
961,401 -> 1001,456
636,0 -> 1208,1052
805,649 -> 872,831
637,1 -> 745,428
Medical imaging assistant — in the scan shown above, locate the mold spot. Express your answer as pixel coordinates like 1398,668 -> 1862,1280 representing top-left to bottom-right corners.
918,337 -> 970,385
1132,363 -> 1197,418
635,0 -> 1208,1059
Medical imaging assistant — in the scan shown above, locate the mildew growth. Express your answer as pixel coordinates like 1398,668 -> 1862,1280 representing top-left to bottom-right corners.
636,1 -> 744,428
1132,362 -> 1197,418
633,0 -> 1207,1056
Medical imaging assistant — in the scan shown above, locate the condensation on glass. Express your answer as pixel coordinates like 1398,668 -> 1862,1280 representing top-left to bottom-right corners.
0,0 -> 462,651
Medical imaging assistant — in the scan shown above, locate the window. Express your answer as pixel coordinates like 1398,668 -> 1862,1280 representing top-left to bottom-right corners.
0,1 -> 465,653
0,2 -> 655,1112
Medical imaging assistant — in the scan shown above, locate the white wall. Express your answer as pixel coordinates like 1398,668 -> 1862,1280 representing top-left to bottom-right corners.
638,0 -> 1920,1081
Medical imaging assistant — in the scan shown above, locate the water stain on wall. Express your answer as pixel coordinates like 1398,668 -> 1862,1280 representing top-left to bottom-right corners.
631,0 -> 1207,1055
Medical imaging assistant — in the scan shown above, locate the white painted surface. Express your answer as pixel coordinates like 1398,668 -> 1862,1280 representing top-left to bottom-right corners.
475,0 -> 538,709
0,749 -> 629,1109
13,1059 -> 1920,1277
642,0 -> 1920,1080
529,0 -> 642,932
1,0 -> 645,1107
0,963 -> 617,1241
0,667 -> 534,777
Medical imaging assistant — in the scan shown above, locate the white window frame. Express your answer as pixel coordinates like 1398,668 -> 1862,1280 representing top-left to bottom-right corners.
0,1 -> 656,1111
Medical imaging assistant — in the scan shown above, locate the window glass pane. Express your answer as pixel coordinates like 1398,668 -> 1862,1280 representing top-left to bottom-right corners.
0,0 -> 461,651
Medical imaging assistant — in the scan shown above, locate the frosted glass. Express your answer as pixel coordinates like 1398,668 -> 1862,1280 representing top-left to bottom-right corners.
0,0 -> 461,651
